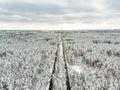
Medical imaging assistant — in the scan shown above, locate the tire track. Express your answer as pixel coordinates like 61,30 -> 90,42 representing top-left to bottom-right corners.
49,42 -> 59,90
61,37 -> 71,90
48,35 -> 71,90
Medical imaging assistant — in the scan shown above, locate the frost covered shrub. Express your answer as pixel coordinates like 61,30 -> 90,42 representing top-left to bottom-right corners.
64,31 -> 120,90
83,59 -> 102,68
0,52 -> 6,58
106,50 -> 120,57
92,40 -> 111,44
0,31 -> 57,90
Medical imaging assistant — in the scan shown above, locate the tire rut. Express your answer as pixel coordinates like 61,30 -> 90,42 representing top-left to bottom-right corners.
49,42 -> 59,90
49,36 -> 71,90
61,37 -> 71,90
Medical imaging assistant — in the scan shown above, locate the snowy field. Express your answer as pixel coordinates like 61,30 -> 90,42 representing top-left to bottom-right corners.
63,31 -> 120,90
0,30 -> 120,90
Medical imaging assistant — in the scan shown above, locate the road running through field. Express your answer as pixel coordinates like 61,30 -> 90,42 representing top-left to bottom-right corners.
48,36 -> 71,90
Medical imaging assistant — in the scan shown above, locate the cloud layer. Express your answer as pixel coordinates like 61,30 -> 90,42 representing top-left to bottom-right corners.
0,0 -> 120,30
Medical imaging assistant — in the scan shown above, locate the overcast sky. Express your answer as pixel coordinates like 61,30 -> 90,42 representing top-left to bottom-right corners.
0,0 -> 120,30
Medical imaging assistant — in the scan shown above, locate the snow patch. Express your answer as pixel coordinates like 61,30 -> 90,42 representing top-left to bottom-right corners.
70,65 -> 83,74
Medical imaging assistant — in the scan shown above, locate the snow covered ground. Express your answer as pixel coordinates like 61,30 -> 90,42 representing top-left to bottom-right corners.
0,30 -> 120,90
64,31 -> 120,90
0,31 -> 58,90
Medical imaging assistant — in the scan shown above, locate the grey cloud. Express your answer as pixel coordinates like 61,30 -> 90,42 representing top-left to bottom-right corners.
0,2 -> 65,14
0,0 -> 120,25
63,14 -> 102,24
0,2 -> 95,24
0,2 -> 95,15
107,0 -> 120,10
